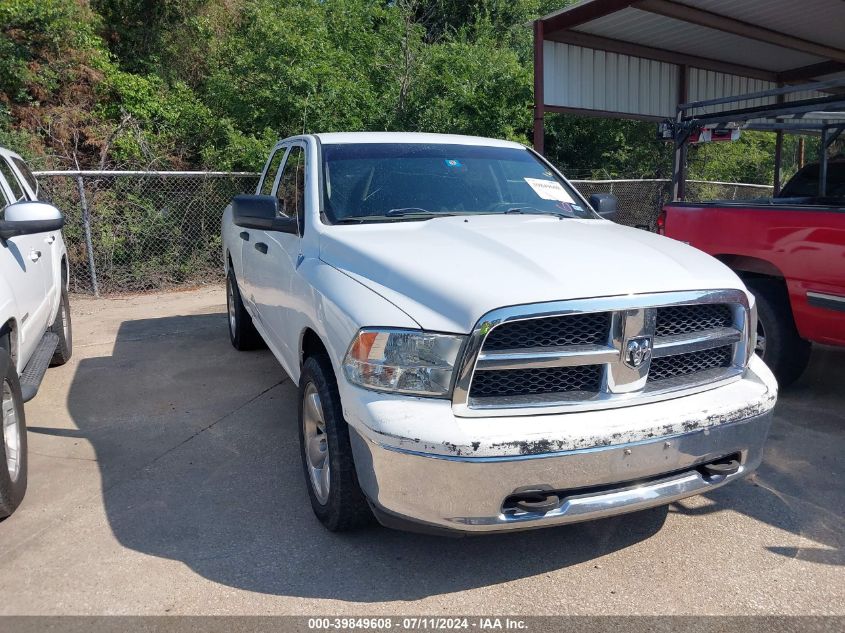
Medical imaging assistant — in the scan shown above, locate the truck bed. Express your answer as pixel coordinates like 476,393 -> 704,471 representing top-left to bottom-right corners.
662,200 -> 845,347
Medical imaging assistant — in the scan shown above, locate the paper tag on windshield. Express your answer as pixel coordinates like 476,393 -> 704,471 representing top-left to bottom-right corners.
524,178 -> 575,203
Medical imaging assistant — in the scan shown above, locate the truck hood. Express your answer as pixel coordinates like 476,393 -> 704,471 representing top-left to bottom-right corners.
319,215 -> 746,333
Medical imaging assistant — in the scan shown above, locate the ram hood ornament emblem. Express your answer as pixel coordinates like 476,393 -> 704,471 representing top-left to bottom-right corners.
625,336 -> 652,368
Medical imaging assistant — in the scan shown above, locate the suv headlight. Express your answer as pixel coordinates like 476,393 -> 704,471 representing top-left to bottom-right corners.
342,329 -> 465,397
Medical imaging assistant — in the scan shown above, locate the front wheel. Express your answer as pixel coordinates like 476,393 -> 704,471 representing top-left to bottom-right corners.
298,354 -> 373,531
226,269 -> 263,350
0,346 -> 27,518
746,278 -> 811,388
50,285 -> 73,366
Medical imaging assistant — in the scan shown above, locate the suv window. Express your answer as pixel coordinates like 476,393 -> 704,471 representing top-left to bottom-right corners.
0,178 -> 9,219
276,146 -> 305,224
0,158 -> 25,202
11,157 -> 38,198
259,148 -> 286,196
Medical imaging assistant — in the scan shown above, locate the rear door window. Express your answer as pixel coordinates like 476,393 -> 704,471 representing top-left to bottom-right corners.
276,145 -> 306,225
259,148 -> 286,196
0,158 -> 26,202
0,178 -> 10,219
11,157 -> 38,198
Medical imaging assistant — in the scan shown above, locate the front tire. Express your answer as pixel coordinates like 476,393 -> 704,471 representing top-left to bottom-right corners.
0,346 -> 27,518
50,286 -> 73,366
746,278 -> 811,388
226,269 -> 263,350
298,354 -> 373,532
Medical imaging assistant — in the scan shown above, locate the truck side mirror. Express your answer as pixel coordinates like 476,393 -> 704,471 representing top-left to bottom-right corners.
589,193 -> 618,221
0,201 -> 64,239
232,195 -> 297,234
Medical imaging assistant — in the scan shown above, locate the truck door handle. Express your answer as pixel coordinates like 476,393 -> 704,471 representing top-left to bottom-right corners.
29,250 -> 42,262
239,231 -> 249,241
254,242 -> 268,254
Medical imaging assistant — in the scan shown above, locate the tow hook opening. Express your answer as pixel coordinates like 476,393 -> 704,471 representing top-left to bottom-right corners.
503,489 -> 562,515
698,453 -> 742,480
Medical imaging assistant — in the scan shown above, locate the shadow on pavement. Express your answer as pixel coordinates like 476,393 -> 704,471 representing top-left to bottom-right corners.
675,346 -> 845,567
52,312 -> 843,599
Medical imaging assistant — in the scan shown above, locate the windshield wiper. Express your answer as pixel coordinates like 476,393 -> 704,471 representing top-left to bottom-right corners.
335,212 -> 457,224
504,207 -> 574,219
385,207 -> 432,216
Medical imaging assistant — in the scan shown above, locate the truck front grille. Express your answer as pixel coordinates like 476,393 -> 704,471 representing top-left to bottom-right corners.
483,312 -> 611,350
648,345 -> 733,382
456,290 -> 749,415
655,304 -> 733,337
469,365 -> 602,398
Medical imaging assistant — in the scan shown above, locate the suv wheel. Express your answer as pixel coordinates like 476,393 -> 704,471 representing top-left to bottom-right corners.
298,354 -> 373,531
50,286 -> 73,366
226,269 -> 263,350
0,345 -> 27,518
746,278 -> 811,387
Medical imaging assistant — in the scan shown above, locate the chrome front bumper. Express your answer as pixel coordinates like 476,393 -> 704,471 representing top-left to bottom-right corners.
350,411 -> 772,533
342,355 -> 777,534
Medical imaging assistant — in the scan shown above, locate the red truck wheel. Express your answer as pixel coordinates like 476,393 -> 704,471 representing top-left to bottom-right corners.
746,278 -> 811,388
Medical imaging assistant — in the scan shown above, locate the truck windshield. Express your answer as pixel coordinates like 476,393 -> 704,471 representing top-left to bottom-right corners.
320,143 -> 595,223
779,162 -> 845,198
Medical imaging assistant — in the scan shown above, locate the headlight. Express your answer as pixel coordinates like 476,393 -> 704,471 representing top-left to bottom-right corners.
342,329 -> 465,397
747,296 -> 758,364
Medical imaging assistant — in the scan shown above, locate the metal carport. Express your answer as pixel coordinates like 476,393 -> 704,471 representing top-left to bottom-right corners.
532,0 -> 845,197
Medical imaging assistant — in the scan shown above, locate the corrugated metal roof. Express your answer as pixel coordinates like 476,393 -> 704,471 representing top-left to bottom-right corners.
678,0 -> 845,50
539,0 -> 845,121
574,8 -> 823,72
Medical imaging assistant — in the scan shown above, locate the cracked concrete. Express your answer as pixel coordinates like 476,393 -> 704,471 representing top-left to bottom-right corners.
0,285 -> 842,615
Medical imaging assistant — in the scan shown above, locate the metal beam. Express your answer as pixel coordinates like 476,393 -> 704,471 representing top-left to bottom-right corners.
774,87 -> 784,195
635,0 -> 845,64
533,20 -> 545,154
542,104 -> 663,122
687,94 -> 845,125
679,79 -> 845,112
779,61 -> 845,84
542,0 -> 635,36
824,125 -> 845,149
674,65 -> 688,201
744,123 -> 824,134
545,30 -> 778,82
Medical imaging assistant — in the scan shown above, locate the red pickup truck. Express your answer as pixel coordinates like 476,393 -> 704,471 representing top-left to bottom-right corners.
661,159 -> 845,386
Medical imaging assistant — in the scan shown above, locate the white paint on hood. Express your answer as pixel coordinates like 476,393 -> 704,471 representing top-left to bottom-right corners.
320,214 -> 747,333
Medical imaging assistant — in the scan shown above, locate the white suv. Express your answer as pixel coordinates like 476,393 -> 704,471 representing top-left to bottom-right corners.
0,147 -> 72,517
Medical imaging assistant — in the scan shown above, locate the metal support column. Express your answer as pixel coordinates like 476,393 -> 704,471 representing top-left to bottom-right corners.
533,19 -> 545,155
671,65 -> 688,201
75,175 -> 100,297
819,127 -> 829,197
773,85 -> 784,195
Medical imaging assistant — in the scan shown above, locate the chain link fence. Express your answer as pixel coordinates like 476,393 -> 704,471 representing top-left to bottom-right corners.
571,179 -> 773,231
34,171 -> 772,296
35,171 -> 259,295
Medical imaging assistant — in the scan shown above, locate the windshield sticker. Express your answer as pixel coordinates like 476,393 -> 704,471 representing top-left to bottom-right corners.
524,178 -> 575,203
444,159 -> 462,168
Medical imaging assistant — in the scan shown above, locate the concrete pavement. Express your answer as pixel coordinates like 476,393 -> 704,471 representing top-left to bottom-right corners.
0,286 -> 841,615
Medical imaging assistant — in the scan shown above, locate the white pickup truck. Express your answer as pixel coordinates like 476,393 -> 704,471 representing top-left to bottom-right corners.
0,147 -> 72,517
222,132 -> 777,534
